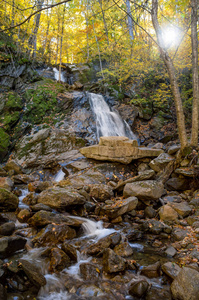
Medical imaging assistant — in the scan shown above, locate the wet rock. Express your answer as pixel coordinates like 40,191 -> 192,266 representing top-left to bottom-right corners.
22,192 -> 37,206
170,202 -> 192,217
128,277 -> 149,298
165,178 -> 190,191
167,145 -> 180,155
101,197 -> 138,219
37,187 -> 86,211
144,206 -> 156,218
142,219 -> 172,234
12,174 -> 39,184
17,209 -> 31,223
123,180 -> 164,202
175,167 -> 195,177
0,188 -> 19,211
19,258 -> 46,287
113,242 -> 133,257
86,232 -> 121,256
172,228 -> 188,241
0,236 -> 26,258
140,261 -> 161,278
189,191 -> 199,207
146,286 -> 172,300
161,262 -> 181,280
0,283 -> 7,300
28,210 -> 83,227
79,262 -> 101,281
28,181 -> 53,193
78,284 -> 105,298
32,223 -> 76,246
0,177 -> 14,191
89,184 -> 113,202
0,222 -> 15,236
159,205 -> 178,223
14,227 -> 37,238
114,170 -> 155,193
103,248 -> 126,273
171,267 -> 199,300
31,203 -> 52,212
50,247 -> 71,272
4,160 -> 24,175
61,242 -> 78,261
165,246 -> 177,257
149,153 -> 175,173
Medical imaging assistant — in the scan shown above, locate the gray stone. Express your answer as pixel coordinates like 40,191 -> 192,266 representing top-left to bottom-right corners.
172,228 -> 188,241
89,184 -> 113,202
149,153 -> 175,173
0,222 -> 15,236
170,202 -> 192,217
165,178 -> 190,191
123,180 -> 164,201
129,277 -> 149,298
162,262 -> 181,279
171,267 -> 199,300
165,246 -> 177,257
168,145 -> 180,155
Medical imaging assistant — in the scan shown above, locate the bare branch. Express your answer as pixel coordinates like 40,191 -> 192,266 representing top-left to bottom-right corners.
0,0 -> 72,33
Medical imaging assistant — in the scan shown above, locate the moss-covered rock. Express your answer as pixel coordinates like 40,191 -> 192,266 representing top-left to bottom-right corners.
0,128 -> 10,160
0,188 -> 19,211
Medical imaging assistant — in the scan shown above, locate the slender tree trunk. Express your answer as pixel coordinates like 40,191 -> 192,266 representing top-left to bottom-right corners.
125,0 -> 134,41
190,0 -> 199,146
28,0 -> 45,58
151,0 -> 188,149
59,3 -> 66,81
11,0 -> 15,26
97,0 -> 109,45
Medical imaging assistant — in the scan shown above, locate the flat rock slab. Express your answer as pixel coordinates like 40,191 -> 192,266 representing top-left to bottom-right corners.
80,136 -> 163,164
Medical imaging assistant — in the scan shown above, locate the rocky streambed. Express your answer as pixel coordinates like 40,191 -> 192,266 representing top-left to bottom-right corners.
0,143 -> 199,300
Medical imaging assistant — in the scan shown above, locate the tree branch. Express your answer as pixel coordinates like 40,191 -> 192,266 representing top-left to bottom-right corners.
0,0 -> 72,33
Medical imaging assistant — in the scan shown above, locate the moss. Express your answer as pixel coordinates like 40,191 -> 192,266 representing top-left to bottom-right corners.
0,128 -> 10,152
5,92 -> 22,110
2,111 -> 20,130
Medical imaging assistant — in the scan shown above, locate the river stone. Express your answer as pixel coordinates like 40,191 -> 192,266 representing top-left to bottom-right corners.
0,177 -> 14,191
19,258 -> 46,287
0,236 -> 26,258
170,202 -> 192,217
165,178 -> 190,191
61,242 -> 78,261
50,247 -> 71,272
165,246 -> 177,257
37,187 -> 86,210
4,160 -> 24,175
161,262 -> 181,280
159,205 -> 178,223
172,228 -> 188,241
28,210 -> 83,227
113,242 -> 133,257
168,145 -> 180,155
12,174 -> 39,184
190,191 -> 199,207
146,286 -> 172,300
78,284 -> 105,298
0,188 -> 19,211
0,221 -> 15,236
144,206 -> 156,218
149,153 -> 175,173
123,180 -> 164,201
103,248 -> 126,273
86,232 -> 121,256
32,223 -> 76,246
89,184 -> 113,202
101,197 -> 138,219
140,261 -> 161,278
79,262 -> 101,281
31,203 -> 52,212
171,267 -> 199,300
128,277 -> 149,298
28,181 -> 53,193
17,209 -> 31,223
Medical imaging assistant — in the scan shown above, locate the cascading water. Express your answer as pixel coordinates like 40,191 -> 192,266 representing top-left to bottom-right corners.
88,92 -> 137,141
53,67 -> 65,82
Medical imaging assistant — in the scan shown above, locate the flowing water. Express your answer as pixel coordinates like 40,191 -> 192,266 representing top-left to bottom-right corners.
53,67 -> 65,82
88,92 -> 137,141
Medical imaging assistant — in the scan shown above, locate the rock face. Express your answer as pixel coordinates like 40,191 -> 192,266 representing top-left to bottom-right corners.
80,136 -> 163,164
171,267 -> 199,300
37,187 -> 86,210
123,180 -> 164,201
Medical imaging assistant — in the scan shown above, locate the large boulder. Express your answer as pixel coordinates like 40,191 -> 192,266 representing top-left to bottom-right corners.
0,236 -> 26,258
0,188 -> 19,211
171,267 -> 199,300
149,153 -> 175,173
123,180 -> 164,202
37,187 -> 86,211
19,259 -> 46,287
0,177 -> 14,191
101,196 -> 138,219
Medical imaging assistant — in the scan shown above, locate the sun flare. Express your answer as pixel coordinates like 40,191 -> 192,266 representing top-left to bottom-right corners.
161,26 -> 181,48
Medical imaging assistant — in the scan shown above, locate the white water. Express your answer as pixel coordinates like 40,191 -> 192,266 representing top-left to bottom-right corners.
88,92 -> 137,141
54,169 -> 65,182
53,67 -> 65,82
18,189 -> 29,209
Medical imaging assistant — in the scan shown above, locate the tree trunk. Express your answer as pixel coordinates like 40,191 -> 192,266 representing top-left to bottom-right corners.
125,0 -> 134,41
97,0 -> 109,45
151,0 -> 188,149
190,0 -> 199,146
59,3 -> 66,81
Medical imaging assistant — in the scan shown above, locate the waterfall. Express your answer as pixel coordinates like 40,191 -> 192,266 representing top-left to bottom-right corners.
88,92 -> 137,141
53,67 -> 65,82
